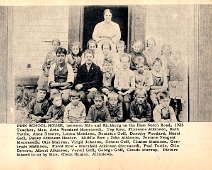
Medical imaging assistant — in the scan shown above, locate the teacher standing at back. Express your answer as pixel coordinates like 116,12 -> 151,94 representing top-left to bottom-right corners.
92,9 -> 121,51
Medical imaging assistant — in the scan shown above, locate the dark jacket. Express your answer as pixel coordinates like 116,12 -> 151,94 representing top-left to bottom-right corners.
107,103 -> 123,122
75,63 -> 103,91
86,104 -> 111,123
130,100 -> 152,121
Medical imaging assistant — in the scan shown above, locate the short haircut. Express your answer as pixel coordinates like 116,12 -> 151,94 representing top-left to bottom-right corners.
51,93 -> 62,102
84,49 -> 94,57
104,9 -> 112,15
70,42 -> 81,50
37,84 -> 47,92
94,92 -> 104,101
158,91 -> 170,100
131,40 -> 144,51
134,89 -> 147,97
69,90 -> 80,98
56,47 -> 67,56
103,57 -> 113,65
87,39 -> 97,49
108,92 -> 119,99
120,53 -> 131,63
152,57 -> 162,66
116,40 -> 125,46
101,42 -> 112,51
52,39 -> 61,45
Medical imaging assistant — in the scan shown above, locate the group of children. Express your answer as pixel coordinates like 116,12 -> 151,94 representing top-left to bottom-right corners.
28,37 -> 186,123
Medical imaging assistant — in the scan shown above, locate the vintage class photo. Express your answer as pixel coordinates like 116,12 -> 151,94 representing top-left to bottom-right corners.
3,5 -> 203,123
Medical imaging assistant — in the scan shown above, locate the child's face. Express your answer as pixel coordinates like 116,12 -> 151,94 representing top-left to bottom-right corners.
94,97 -> 104,109
102,44 -> 110,54
116,43 -> 125,53
88,42 -> 96,51
85,53 -> 94,65
121,59 -> 130,70
136,64 -> 145,74
52,41 -> 60,51
53,96 -> 62,107
108,98 -> 118,107
37,90 -> 46,101
136,94 -> 146,105
71,96 -> 80,106
72,45 -> 79,55
56,53 -> 66,65
160,97 -> 170,108
133,42 -> 143,53
153,61 -> 161,72
103,62 -> 112,72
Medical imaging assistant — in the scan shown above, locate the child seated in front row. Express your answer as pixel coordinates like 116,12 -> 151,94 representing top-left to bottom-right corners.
63,90 -> 86,123
28,86 -> 50,123
42,93 -> 65,123
106,92 -> 123,122
153,91 -> 177,122
126,89 -> 152,122
86,93 -> 111,123
114,54 -> 135,120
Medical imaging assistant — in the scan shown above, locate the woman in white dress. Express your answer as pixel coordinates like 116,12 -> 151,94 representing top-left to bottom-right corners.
92,9 -> 121,52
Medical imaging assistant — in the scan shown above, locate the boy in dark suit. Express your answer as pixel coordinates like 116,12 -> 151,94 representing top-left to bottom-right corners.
75,49 -> 103,111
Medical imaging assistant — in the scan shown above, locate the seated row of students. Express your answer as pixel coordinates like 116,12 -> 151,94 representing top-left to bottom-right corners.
28,86 -> 176,123
28,37 -> 184,122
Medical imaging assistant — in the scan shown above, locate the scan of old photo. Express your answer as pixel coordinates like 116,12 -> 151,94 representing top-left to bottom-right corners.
1,5 -> 209,123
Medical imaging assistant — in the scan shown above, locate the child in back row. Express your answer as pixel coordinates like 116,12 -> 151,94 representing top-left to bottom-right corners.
81,39 -> 98,65
67,42 -> 82,78
113,40 -> 127,72
63,90 -> 86,123
37,39 -> 61,92
143,37 -> 157,67
150,58 -> 168,107
130,40 -> 148,70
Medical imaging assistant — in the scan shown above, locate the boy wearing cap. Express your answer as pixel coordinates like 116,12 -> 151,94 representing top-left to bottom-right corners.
106,92 -> 123,122
126,89 -> 152,122
28,85 -> 50,123
63,90 -> 86,123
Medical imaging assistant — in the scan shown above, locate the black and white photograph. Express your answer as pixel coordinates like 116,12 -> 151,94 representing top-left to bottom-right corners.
5,5 -> 200,123
0,2 -> 212,170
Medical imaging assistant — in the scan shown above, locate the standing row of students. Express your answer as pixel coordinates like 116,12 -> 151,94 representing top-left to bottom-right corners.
29,37 -> 186,123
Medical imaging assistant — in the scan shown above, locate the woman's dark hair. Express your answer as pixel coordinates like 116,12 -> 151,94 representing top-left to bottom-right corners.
103,9 -> 112,15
